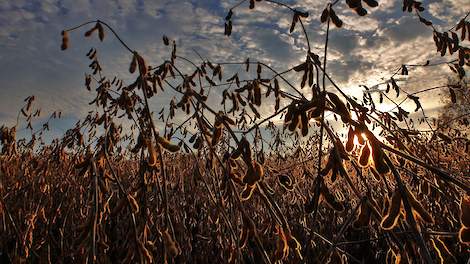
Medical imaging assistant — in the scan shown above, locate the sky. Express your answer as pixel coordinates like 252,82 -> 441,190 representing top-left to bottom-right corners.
0,0 -> 469,140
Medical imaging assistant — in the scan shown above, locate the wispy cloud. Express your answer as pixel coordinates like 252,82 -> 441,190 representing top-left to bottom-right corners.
0,0 -> 467,136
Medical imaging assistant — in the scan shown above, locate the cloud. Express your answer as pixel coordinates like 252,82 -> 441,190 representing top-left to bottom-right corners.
0,0 -> 465,140
428,0 -> 470,25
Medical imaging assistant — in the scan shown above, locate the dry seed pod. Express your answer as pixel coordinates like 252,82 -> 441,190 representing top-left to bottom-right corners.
193,136 -> 202,149
96,22 -> 105,41
353,199 -> 371,229
419,181 -> 430,196
240,184 -> 256,201
370,168 -> 381,181
243,162 -> 263,186
138,240 -> 153,263
278,174 -> 294,191
363,0 -> 378,7
163,229 -> 181,257
129,53 -> 137,74
254,161 -> 264,180
321,184 -> 344,212
163,35 -> 169,46
406,188 -> 434,224
288,113 -> 300,131
327,92 -> 350,122
223,115 -> 236,126
136,53 -> 148,76
84,25 -> 97,37
320,8 -> 329,23
249,0 -> 255,9
460,194 -> 470,227
459,227 -> 470,245
127,193 -> 139,214
345,127 -> 355,152
300,112 -> 308,136
61,30 -> 69,50
381,190 -> 402,230
253,82 -> 261,106
147,141 -> 158,167
242,166 -> 256,185
157,136 -> 180,152
212,127 -> 222,146
329,8 -> 343,28
287,234 -> 303,260
239,225 -> 249,248
355,6 -> 367,16
358,142 -> 371,167
231,147 -> 242,160
305,184 -> 321,214
356,130 -> 365,145
370,139 -> 389,174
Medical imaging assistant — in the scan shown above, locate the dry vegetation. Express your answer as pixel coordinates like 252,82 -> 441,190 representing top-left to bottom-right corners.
1,0 -> 470,263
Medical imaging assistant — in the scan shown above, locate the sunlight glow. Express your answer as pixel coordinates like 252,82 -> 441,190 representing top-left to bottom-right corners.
353,132 -> 368,149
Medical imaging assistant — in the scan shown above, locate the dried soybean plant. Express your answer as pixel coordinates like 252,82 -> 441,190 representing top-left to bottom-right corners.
1,0 -> 470,263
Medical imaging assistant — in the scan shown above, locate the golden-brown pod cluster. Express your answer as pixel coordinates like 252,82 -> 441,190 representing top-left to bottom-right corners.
146,139 -> 159,167
227,159 -> 244,186
156,135 -> 180,153
284,104 -> 309,136
380,190 -> 402,230
327,92 -> 350,123
320,145 -> 348,183
320,182 -> 344,212
459,194 -> 470,245
284,98 -> 324,136
306,178 -> 344,214
211,111 -> 235,146
349,126 -> 390,174
243,161 -> 264,185
273,225 -> 303,261
406,187 -> 434,224
345,126 -> 364,153
240,161 -> 263,201
381,187 -> 433,230
229,137 -> 265,200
